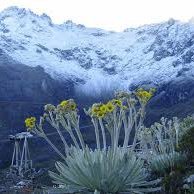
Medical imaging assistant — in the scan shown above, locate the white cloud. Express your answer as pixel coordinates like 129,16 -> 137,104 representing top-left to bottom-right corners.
0,0 -> 194,31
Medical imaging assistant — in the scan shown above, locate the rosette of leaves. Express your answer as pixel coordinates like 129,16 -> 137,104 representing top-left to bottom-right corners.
149,147 -> 188,194
49,147 -> 161,193
144,118 -> 188,175
144,117 -> 189,193
150,150 -> 187,176
24,89 -> 159,193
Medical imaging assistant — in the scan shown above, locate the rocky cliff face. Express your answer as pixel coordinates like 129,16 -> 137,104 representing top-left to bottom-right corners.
1,6 -> 194,168
0,50 -> 74,167
0,48 -> 74,129
1,7 -> 194,97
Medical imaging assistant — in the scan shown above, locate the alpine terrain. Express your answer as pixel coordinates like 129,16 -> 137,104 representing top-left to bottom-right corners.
1,6 -> 194,167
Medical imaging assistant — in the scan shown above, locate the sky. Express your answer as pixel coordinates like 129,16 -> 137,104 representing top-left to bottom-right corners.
0,0 -> 194,31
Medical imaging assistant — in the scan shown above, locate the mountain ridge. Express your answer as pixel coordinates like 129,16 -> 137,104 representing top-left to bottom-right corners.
1,6 -> 194,98
1,6 -> 194,168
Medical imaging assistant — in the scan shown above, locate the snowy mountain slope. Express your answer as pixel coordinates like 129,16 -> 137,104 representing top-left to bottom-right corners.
0,6 -> 194,97
1,6 -> 194,168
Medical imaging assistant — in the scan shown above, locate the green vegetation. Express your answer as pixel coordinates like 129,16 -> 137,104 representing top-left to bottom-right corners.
179,127 -> 194,162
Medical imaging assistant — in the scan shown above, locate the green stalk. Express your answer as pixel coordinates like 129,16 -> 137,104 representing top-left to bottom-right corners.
74,115 -> 85,149
44,135 -> 66,160
55,124 -> 70,153
132,106 -> 145,150
115,109 -> 123,147
75,125 -> 85,149
47,115 -> 69,153
92,118 -> 100,149
99,118 -> 106,150
36,124 -> 68,158
123,114 -> 128,148
66,119 -> 80,148
123,107 -> 134,148
113,109 -> 117,150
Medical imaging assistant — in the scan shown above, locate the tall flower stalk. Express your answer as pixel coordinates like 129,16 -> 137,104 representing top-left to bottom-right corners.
25,88 -> 155,156
84,89 -> 155,151
24,88 -> 159,193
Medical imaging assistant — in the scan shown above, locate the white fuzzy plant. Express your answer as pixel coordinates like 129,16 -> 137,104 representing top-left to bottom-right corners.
137,117 -> 180,154
137,117 -> 188,175
25,89 -> 161,193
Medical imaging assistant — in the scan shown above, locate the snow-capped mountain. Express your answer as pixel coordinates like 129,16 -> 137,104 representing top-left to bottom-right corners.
1,6 -> 194,97
1,6 -> 194,168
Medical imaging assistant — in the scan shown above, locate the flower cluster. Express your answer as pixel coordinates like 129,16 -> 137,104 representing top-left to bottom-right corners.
90,99 -> 124,119
135,88 -> 155,104
25,99 -> 78,131
44,104 -> 56,112
57,99 -> 77,113
111,99 -> 122,107
25,117 -> 36,130
91,102 -> 113,118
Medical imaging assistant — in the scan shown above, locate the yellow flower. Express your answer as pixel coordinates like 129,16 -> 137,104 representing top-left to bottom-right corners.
96,111 -> 105,118
91,103 -> 108,118
112,99 -> 122,107
135,88 -> 154,104
60,100 -> 68,108
25,117 -> 36,129
106,102 -> 115,112
92,105 -> 100,115
59,99 -> 77,112
99,104 -> 107,113
69,102 -> 76,111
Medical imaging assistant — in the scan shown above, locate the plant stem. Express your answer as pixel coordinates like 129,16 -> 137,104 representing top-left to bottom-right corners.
74,115 -> 85,149
99,118 -> 106,150
75,125 -> 85,149
66,119 -> 80,149
55,124 -> 70,154
44,135 -> 66,160
47,116 -> 69,154
92,118 -> 100,149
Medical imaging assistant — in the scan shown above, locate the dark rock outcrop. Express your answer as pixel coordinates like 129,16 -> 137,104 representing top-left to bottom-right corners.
0,50 -> 74,168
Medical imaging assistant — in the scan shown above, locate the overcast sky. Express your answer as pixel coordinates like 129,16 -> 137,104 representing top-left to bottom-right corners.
0,0 -> 194,31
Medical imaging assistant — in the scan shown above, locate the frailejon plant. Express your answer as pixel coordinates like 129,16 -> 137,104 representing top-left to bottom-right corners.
25,89 -> 161,193
138,115 -> 194,156
149,147 -> 187,176
137,117 -> 189,193
49,147 -> 161,193
137,117 -> 186,158
150,147 -> 187,194
137,117 -> 181,154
